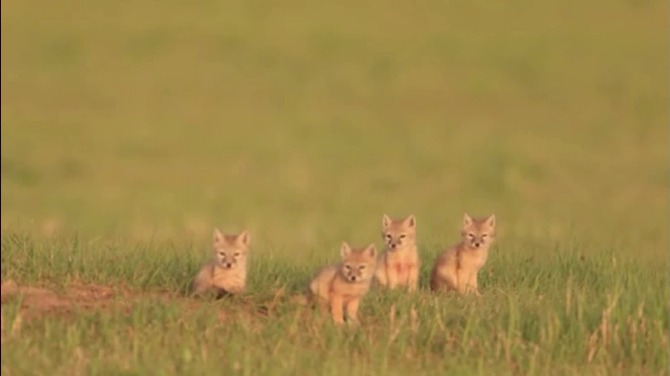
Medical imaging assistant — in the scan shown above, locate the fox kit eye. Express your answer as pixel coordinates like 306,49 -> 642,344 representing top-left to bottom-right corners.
218,252 -> 225,257
399,234 -> 407,239
467,233 -> 475,239
234,252 -> 241,257
344,264 -> 351,270
385,234 -> 392,239
481,234 -> 488,239
359,265 -> 366,270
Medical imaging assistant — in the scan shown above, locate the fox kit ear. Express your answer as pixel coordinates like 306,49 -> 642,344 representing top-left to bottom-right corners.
340,242 -> 352,259
213,228 -> 224,245
365,243 -> 377,258
382,214 -> 392,228
485,214 -> 496,228
236,230 -> 250,247
404,214 -> 416,228
463,213 -> 473,227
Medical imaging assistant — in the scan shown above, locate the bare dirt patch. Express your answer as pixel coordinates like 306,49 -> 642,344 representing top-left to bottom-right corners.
0,280 -> 308,326
0,280 -> 177,322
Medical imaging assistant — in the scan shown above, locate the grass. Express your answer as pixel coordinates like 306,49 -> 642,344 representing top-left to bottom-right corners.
1,0 -> 669,375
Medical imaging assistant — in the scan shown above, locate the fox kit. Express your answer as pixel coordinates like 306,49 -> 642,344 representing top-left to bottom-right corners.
374,214 -> 420,291
192,228 -> 250,298
430,213 -> 496,296
309,242 -> 378,325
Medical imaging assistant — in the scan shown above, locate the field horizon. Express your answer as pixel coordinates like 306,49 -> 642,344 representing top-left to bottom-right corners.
2,0 -> 669,375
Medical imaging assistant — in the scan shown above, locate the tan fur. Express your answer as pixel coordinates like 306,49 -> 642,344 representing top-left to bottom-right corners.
309,242 -> 378,325
192,228 -> 251,297
374,214 -> 421,292
430,213 -> 496,296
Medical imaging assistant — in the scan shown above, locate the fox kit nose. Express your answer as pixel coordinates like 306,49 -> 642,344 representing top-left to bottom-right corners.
473,242 -> 481,248
350,276 -> 357,282
225,262 -> 233,268
390,243 -> 397,249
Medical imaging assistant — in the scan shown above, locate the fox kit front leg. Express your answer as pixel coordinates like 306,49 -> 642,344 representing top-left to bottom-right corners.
456,271 -> 478,296
345,298 -> 361,325
454,270 -> 469,295
330,295 -> 345,325
387,264 -> 400,289
466,272 -> 481,296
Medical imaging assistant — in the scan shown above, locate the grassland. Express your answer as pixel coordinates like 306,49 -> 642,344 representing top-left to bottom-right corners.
1,0 -> 669,375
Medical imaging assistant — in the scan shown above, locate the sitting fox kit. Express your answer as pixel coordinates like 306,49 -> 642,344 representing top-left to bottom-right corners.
192,228 -> 250,297
374,214 -> 420,291
309,242 -> 378,325
430,213 -> 496,296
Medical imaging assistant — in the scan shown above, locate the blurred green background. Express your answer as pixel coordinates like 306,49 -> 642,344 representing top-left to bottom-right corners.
2,0 -> 668,255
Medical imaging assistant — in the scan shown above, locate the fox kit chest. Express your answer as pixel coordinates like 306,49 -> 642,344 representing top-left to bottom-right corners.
391,260 -> 416,279
212,266 -> 246,291
330,278 -> 369,300
386,247 -> 417,267
458,248 -> 489,270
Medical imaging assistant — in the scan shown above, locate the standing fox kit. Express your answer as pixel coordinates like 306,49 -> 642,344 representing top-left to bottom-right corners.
430,213 -> 496,296
309,242 -> 378,325
192,228 -> 251,298
374,214 -> 420,291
